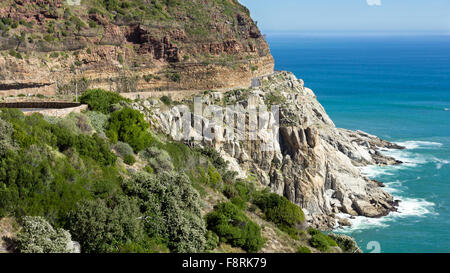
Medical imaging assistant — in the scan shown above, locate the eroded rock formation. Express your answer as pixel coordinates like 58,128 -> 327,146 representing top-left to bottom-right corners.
136,72 -> 403,229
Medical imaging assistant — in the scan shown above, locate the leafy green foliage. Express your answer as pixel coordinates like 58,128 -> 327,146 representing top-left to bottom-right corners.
16,216 -> 76,253
113,141 -> 136,164
122,172 -> 207,253
206,202 -> 265,252
67,197 -> 145,253
0,118 -> 17,156
160,95 -> 172,106
86,111 -> 108,134
139,146 -> 173,173
254,190 -> 305,238
205,230 -> 219,251
80,89 -> 130,114
307,228 -> 338,252
296,245 -> 312,253
0,109 -> 119,222
106,108 -> 151,152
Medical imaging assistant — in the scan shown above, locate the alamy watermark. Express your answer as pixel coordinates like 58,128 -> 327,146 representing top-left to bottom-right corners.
158,97 -> 280,152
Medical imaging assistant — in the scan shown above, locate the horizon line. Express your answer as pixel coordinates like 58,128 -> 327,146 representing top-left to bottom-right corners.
261,30 -> 450,37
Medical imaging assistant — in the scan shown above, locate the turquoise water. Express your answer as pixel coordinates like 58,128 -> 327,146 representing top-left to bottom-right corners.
267,34 -> 450,253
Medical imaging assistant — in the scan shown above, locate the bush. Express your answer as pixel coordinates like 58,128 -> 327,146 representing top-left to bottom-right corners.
122,172 -> 207,253
254,191 -> 305,238
0,119 -> 17,156
139,146 -> 173,173
328,233 -> 362,253
206,202 -> 265,253
296,246 -> 312,253
16,216 -> 77,253
106,108 -> 151,152
307,228 -> 337,252
123,154 -> 136,165
80,89 -> 130,114
85,111 -> 108,134
67,196 -> 145,253
113,141 -> 135,160
52,125 -> 117,166
205,230 -> 219,251
160,95 -> 172,106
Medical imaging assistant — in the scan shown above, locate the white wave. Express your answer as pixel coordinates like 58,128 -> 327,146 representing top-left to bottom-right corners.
394,141 -> 443,150
434,158 -> 449,170
359,165 -> 395,178
444,108 -> 449,111
335,196 -> 436,233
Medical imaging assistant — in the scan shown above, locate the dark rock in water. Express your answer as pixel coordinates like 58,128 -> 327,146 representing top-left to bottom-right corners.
393,200 -> 401,207
373,180 -> 385,187
338,218 -> 352,227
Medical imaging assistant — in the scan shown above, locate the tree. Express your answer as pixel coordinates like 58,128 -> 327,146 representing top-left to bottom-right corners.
16,216 -> 78,253
80,88 -> 130,114
67,196 -> 144,253
206,202 -> 265,252
106,108 -> 151,152
122,172 -> 207,253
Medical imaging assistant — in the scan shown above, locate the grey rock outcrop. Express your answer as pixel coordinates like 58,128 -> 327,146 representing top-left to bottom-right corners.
136,71 -> 402,229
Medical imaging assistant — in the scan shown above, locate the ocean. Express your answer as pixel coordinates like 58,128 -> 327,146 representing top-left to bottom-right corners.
266,34 -> 450,253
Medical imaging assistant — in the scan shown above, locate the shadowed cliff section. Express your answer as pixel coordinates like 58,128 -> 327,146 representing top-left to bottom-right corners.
0,0 -> 274,97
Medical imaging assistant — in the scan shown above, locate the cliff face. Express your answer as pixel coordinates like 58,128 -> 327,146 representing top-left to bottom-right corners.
0,0 -> 273,97
136,72 -> 403,229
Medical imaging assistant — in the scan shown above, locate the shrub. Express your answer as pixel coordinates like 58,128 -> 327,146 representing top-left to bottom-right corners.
223,180 -> 255,202
297,246 -> 312,253
195,146 -> 228,171
106,108 -> 151,152
253,191 -> 305,238
52,125 -> 117,166
85,111 -> 108,134
122,172 -> 207,253
123,154 -> 136,165
307,228 -> 338,252
206,202 -> 265,253
0,119 -> 17,156
160,95 -> 172,106
16,216 -> 77,253
205,230 -> 219,251
328,233 -> 362,253
80,89 -> 130,114
67,196 -> 145,253
139,146 -> 173,173
114,141 -> 134,158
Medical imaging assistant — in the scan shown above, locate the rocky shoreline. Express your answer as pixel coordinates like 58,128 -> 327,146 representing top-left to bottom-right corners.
133,71 -> 404,230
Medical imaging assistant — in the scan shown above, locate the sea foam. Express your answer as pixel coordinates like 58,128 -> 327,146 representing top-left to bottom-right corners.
394,141 -> 443,150
346,140 -> 440,233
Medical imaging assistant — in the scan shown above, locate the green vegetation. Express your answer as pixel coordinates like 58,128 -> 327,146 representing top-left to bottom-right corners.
254,190 -> 305,238
67,196 -> 146,253
106,107 -> 152,152
16,216 -> 74,253
206,202 -> 265,252
80,89 -> 130,114
0,109 -> 119,221
307,227 -> 338,252
296,246 -> 312,253
0,84 -> 347,254
123,172 -> 207,253
160,95 -> 172,106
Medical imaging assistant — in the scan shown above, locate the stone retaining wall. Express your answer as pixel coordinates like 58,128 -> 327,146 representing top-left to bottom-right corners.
22,104 -> 88,117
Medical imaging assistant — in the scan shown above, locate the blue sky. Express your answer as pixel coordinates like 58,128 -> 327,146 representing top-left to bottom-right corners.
239,0 -> 450,33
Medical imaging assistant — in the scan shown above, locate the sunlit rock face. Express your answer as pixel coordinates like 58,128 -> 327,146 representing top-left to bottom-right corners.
135,71 -> 403,229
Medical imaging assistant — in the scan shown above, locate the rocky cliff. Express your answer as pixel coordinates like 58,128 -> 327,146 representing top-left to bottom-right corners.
134,71 -> 403,229
0,0 -> 273,97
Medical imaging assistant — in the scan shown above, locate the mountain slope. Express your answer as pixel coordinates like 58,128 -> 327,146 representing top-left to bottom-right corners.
0,0 -> 273,97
